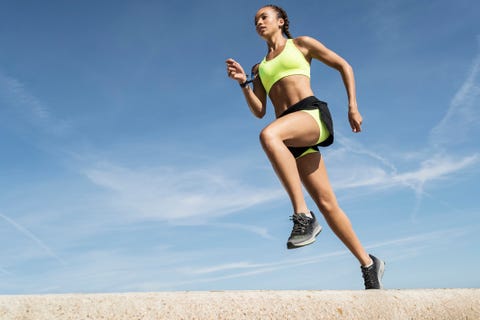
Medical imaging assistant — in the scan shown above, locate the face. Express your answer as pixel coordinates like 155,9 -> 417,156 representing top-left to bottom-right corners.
254,7 -> 284,38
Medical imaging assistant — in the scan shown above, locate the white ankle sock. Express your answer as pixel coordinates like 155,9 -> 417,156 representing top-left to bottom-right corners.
303,211 -> 312,218
363,259 -> 373,268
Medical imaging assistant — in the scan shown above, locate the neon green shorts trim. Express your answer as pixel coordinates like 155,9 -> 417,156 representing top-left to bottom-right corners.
302,109 -> 330,145
295,109 -> 330,159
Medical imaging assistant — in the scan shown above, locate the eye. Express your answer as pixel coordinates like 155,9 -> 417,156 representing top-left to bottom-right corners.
255,13 -> 268,25
257,15 -> 266,23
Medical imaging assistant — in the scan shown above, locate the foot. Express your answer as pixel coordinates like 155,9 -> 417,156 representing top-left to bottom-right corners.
286,212 -> 322,249
361,254 -> 385,289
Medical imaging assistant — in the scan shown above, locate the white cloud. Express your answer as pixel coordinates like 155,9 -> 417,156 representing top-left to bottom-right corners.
0,71 -> 70,135
0,213 -> 67,266
364,227 -> 471,250
392,153 -> 479,192
329,144 -> 479,198
329,39 -> 480,195
430,41 -> 480,147
209,223 -> 276,240
0,267 -> 11,276
84,162 -> 283,223
159,227 -> 471,289
185,261 -> 269,275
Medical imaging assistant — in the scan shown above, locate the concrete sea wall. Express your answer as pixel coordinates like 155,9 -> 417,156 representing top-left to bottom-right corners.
1,289 -> 479,319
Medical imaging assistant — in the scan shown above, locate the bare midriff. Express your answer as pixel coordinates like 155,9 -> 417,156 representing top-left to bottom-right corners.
268,75 -> 314,118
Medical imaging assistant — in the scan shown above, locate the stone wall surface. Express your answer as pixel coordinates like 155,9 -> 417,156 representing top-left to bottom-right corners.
1,289 -> 479,319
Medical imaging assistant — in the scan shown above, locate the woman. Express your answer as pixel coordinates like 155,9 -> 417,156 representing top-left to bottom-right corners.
226,5 -> 385,289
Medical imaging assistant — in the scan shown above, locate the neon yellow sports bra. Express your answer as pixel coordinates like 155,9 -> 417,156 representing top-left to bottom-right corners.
258,39 -> 311,95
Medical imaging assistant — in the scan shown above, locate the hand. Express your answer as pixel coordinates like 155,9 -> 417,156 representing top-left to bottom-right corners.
226,58 -> 247,84
348,108 -> 363,133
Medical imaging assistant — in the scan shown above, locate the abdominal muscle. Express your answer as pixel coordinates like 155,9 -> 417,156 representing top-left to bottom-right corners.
269,75 -> 314,118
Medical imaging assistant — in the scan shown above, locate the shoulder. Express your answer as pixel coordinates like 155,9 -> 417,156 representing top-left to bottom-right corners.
292,36 -> 325,60
293,36 -> 326,49
293,36 -> 332,61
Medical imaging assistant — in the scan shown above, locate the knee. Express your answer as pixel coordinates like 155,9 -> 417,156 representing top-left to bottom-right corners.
316,193 -> 339,216
259,126 -> 280,150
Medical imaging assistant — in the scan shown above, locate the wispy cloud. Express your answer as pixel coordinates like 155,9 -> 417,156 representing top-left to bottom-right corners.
7,224 -> 470,293
0,213 -> 67,266
0,71 -> 70,135
392,153 -> 479,194
84,162 -> 283,223
185,261 -> 270,275
364,227 -> 471,251
170,250 -> 349,288
209,223 -> 276,240
329,142 -> 479,195
0,267 -> 12,276
336,134 -> 398,175
430,40 -> 480,148
162,227 -> 471,288
330,43 -> 480,199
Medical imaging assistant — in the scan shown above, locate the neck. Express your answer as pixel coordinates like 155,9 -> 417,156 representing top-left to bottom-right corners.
265,33 -> 287,52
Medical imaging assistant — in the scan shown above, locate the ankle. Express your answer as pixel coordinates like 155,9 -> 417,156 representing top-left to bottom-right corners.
294,211 -> 312,218
361,255 -> 374,268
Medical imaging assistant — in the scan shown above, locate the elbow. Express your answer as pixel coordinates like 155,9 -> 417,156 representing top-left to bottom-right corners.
331,58 -> 352,74
256,106 -> 267,118
340,62 -> 353,75
250,103 -> 266,118
254,110 -> 266,119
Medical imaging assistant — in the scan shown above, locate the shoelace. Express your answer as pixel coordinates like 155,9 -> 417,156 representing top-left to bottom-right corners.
290,214 -> 311,235
361,265 -> 377,289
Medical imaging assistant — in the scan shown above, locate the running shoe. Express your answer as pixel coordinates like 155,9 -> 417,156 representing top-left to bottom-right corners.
361,254 -> 385,289
286,211 -> 322,249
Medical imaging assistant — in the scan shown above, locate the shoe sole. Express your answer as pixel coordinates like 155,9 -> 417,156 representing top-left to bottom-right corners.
377,260 -> 385,289
287,224 -> 322,249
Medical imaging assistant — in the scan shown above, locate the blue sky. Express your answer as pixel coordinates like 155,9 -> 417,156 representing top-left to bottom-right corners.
0,0 -> 479,294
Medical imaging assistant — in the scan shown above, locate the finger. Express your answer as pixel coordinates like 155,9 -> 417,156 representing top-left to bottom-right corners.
228,71 -> 238,79
350,120 -> 359,133
227,59 -> 239,69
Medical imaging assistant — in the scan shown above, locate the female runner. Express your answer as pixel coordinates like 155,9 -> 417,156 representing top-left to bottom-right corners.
226,5 -> 384,289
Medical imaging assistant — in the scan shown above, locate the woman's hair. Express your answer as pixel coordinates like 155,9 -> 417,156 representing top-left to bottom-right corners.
264,4 -> 292,39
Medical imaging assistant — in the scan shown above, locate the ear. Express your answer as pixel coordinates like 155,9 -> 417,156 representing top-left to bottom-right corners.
278,18 -> 285,28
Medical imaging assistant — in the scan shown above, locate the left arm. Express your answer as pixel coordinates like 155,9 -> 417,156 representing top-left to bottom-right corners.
295,36 -> 363,133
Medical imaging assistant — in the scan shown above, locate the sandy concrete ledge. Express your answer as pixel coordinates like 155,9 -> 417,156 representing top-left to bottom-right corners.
0,289 -> 479,320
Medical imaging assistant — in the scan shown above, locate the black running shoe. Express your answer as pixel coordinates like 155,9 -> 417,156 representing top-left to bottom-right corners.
286,212 -> 322,249
361,254 -> 385,289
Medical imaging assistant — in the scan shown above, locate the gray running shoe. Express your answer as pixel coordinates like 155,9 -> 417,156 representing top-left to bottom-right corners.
361,254 -> 385,289
287,212 -> 322,249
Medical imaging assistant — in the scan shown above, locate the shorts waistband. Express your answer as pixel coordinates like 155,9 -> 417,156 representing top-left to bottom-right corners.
280,96 -> 326,117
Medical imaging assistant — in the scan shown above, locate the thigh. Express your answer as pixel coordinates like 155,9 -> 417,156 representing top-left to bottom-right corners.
263,111 -> 320,147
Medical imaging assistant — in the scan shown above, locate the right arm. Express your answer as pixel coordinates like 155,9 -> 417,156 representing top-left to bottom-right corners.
226,58 -> 267,118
